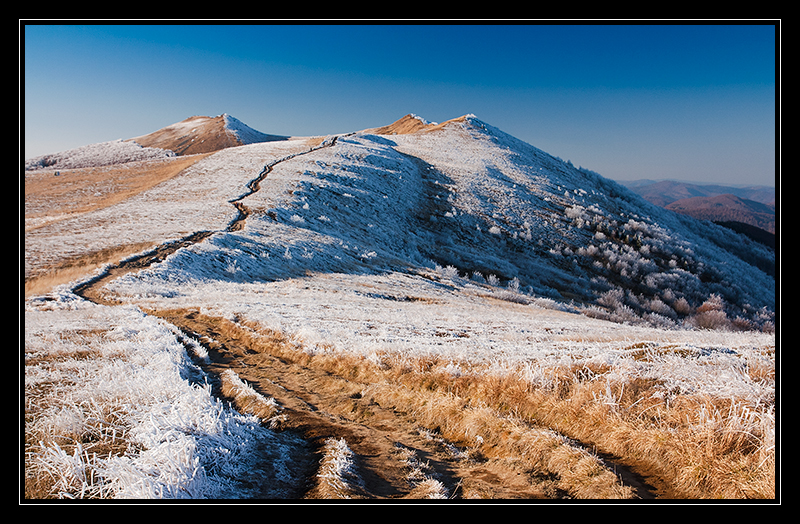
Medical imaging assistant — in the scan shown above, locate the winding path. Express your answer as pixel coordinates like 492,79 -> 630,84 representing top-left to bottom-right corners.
67,134 -> 663,500
73,136 -> 340,304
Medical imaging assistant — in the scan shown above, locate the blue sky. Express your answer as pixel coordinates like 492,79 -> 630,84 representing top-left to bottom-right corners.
23,23 -> 777,186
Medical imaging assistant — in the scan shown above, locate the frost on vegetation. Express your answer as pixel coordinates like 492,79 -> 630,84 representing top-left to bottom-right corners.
394,443 -> 449,499
25,139 -> 175,171
317,438 -> 364,499
24,293 -> 304,499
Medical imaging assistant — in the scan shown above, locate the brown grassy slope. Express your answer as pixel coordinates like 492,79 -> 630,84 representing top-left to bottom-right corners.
25,154 -> 210,225
364,114 -> 471,136
128,114 -> 290,156
127,115 -> 242,156
24,154 -> 210,297
363,114 -> 439,135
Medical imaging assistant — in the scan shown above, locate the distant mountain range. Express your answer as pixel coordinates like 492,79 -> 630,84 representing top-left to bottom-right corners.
617,179 -> 776,240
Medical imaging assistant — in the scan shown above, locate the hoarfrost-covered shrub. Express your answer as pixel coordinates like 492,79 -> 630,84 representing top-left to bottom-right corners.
436,264 -> 460,280
689,294 -> 733,330
644,297 -> 676,319
643,312 -> 676,329
597,289 -> 625,310
673,297 -> 692,316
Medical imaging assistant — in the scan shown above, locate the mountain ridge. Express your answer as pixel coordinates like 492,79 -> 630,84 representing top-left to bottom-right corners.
25,112 -> 775,330
665,193 -> 776,234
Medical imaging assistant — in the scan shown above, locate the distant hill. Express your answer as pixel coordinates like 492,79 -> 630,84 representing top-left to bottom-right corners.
25,114 -> 289,171
618,179 -> 775,207
127,114 -> 289,156
663,193 -> 776,235
618,179 -> 776,243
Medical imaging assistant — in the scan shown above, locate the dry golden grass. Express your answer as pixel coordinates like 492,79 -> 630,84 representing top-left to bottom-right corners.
219,369 -> 282,425
24,241 -> 157,298
210,313 -> 774,499
25,154 -> 210,225
26,306 -> 774,500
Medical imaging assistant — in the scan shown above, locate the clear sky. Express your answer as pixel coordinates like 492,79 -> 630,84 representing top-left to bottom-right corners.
22,22 -> 777,187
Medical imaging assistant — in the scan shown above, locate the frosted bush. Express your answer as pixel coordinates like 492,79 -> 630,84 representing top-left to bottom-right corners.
437,265 -> 460,280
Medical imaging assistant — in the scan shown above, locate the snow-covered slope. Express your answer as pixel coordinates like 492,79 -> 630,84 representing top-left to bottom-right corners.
103,114 -> 774,331
221,114 -> 288,145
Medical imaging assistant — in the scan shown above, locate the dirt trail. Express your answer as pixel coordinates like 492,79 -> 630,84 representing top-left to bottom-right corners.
73,137 -> 339,304
66,134 -> 662,500
153,308 -> 556,499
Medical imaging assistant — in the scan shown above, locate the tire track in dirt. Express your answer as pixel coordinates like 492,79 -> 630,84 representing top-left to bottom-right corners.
153,307 -> 556,499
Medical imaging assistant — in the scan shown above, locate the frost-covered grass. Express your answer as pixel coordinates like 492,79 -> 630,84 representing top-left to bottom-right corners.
25,139 -> 176,172
24,293 -> 306,499
315,438 -> 365,499
25,114 -> 776,499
